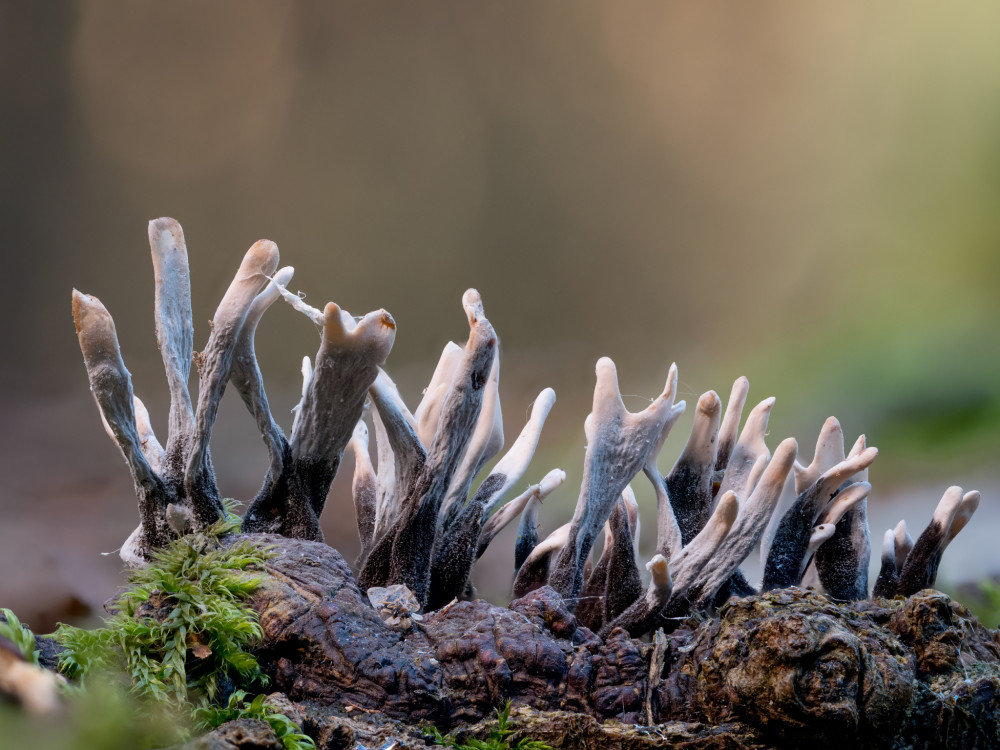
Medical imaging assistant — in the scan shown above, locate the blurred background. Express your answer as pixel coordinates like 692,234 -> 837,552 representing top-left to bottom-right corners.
1,1 -> 998,631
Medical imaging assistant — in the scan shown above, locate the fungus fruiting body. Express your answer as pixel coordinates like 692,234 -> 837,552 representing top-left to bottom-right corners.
73,218 -> 982,638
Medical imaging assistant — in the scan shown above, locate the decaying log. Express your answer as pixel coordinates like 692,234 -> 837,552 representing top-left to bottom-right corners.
242,535 -> 1000,749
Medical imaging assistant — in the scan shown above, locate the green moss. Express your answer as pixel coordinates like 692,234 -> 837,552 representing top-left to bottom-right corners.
195,690 -> 314,750
0,607 -> 41,666
48,501 -> 313,749
424,700 -> 553,750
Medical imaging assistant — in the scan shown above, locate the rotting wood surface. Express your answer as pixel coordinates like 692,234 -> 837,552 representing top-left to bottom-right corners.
236,534 -> 1000,750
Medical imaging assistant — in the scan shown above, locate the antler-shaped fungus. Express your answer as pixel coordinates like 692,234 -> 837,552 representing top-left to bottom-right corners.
241,294 -> 396,540
73,290 -> 172,564
761,432 -> 878,593
76,219 -> 398,563
893,487 -> 980,597
186,240 -> 279,523
548,359 -> 683,605
360,291 -> 496,605
73,217 -> 985,637
427,387 -> 557,609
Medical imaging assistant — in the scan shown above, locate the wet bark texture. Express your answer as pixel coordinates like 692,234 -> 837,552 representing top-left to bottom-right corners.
239,535 -> 1000,749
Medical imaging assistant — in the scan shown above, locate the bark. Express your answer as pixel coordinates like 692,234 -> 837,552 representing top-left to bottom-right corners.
243,535 -> 1000,750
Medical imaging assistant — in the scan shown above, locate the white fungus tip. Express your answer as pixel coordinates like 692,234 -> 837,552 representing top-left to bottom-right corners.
697,390 -> 721,414
538,469 -> 566,497
462,288 -> 484,324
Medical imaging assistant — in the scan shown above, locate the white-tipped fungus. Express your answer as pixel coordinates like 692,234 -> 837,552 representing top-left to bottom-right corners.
548,359 -> 682,605
72,217 -> 985,635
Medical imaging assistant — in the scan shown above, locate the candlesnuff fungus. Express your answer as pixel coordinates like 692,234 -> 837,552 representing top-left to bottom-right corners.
547,359 -> 685,604
74,217 -> 983,640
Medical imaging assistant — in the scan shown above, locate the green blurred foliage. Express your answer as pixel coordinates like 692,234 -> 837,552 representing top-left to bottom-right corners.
945,580 -> 1000,630
0,608 -> 42,666
0,677 -> 183,750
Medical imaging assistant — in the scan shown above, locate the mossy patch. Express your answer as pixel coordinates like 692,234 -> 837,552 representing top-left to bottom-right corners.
49,501 -> 314,749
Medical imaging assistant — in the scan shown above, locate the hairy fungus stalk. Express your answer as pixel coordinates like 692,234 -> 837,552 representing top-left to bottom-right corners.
547,359 -> 684,604
148,217 -> 195,477
73,289 -> 173,564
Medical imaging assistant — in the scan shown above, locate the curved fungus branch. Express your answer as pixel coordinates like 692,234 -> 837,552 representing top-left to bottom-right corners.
714,375 -> 750,474
231,266 -> 295,495
349,419 -> 377,554
717,396 -> 775,502
439,353 -> 503,530
512,523 -> 571,600
896,487 -> 980,597
414,341 -> 464,448
131,395 -> 165,476
367,368 -> 425,546
792,416 -> 846,495
761,445 -> 879,592
692,437 -> 798,608
663,389 -> 721,554
185,239 -> 279,524
72,289 -> 172,564
148,217 -> 196,477
479,468 -> 566,564
602,490 -> 643,625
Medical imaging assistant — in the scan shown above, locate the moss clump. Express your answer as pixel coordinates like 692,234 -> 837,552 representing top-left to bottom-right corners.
0,607 -> 42,666
195,690 -> 314,750
50,501 -> 313,749
424,700 -> 553,750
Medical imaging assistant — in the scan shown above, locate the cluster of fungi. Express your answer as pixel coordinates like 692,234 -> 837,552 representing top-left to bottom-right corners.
67,218 -> 997,747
